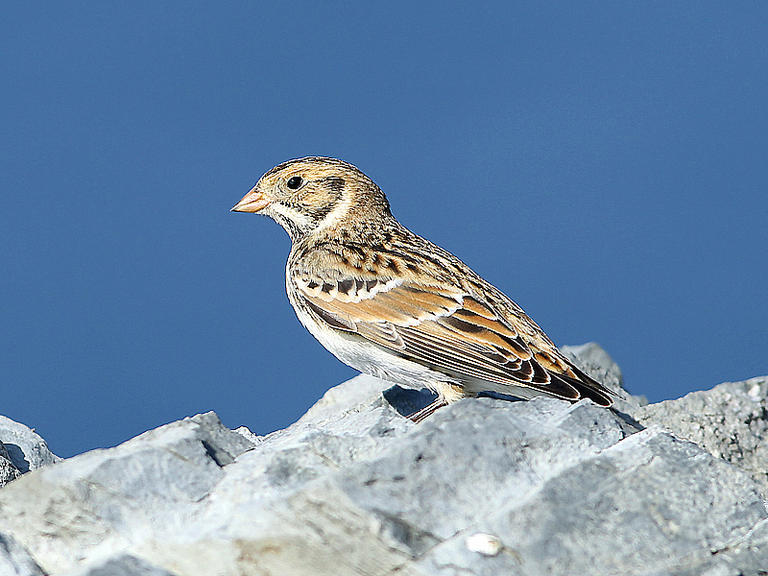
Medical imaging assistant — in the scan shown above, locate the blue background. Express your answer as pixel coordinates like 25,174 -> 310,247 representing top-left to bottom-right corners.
2,2 -> 767,457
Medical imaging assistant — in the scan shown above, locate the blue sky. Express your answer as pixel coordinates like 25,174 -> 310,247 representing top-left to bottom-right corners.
2,2 -> 767,457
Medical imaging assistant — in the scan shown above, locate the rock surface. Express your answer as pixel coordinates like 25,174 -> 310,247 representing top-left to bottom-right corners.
0,533 -> 44,576
0,415 -> 60,479
0,444 -> 21,487
1,345 -> 767,576
60,554 -> 177,576
636,375 -> 768,495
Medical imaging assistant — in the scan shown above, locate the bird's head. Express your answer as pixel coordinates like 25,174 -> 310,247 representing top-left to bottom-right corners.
232,157 -> 391,241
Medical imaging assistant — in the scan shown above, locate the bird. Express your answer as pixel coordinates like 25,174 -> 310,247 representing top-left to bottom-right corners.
232,157 -> 616,421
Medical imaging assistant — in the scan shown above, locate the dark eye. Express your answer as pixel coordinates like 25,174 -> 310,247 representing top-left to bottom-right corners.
286,176 -> 303,190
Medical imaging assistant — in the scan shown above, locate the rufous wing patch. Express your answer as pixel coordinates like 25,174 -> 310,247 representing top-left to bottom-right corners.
295,274 -> 613,406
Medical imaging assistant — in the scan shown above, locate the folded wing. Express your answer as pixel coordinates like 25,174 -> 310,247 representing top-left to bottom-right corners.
295,274 -> 613,406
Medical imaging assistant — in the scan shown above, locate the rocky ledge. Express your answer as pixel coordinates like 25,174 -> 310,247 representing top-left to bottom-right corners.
1,343 -> 767,576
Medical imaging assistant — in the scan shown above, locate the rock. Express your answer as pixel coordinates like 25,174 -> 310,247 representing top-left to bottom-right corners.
635,376 -> 768,495
0,415 -> 60,475
0,412 -> 257,575
0,532 -> 44,576
0,443 -> 21,487
0,344 -> 766,575
60,554 -> 178,576
674,517 -> 768,576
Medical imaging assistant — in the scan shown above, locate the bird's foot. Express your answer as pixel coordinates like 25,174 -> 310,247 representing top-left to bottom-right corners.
408,398 -> 448,423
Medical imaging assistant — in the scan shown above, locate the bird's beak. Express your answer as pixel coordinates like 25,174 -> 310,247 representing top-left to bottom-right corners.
231,186 -> 271,213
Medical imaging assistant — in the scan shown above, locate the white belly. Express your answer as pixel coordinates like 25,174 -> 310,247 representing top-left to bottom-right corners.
291,299 -> 464,402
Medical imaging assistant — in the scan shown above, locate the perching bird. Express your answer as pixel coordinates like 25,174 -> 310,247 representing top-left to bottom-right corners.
232,157 -> 615,421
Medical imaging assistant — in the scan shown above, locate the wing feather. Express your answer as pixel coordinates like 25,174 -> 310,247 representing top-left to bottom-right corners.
295,272 -> 612,406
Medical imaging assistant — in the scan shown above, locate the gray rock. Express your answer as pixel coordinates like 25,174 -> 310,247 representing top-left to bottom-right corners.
0,344 -> 766,576
408,416 -> 765,576
60,555 -> 178,576
0,415 -> 60,474
0,411 -> 257,575
0,532 -> 44,576
636,376 -> 768,495
0,444 -> 21,487
666,516 -> 768,576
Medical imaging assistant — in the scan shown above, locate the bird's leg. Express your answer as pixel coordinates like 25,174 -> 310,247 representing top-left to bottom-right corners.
408,398 -> 448,423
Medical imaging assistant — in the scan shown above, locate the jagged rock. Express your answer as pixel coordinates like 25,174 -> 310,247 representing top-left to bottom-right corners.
0,443 -> 21,487
1,345 -> 767,576
0,415 -> 60,475
0,532 -> 44,576
635,376 -> 768,495
0,412 -> 255,575
60,554 -> 178,576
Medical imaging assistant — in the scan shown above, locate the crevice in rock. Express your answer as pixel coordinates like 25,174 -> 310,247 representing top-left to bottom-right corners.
200,440 -> 228,468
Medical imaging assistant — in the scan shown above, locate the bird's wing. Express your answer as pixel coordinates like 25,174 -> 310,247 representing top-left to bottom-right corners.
293,273 -> 613,406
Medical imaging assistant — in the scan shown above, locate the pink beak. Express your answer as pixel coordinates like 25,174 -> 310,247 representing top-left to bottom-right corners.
231,185 -> 271,213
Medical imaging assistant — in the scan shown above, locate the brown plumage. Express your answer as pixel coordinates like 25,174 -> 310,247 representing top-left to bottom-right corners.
232,157 -> 615,420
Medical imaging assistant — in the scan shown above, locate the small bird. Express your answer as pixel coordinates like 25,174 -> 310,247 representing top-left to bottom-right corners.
232,157 -> 615,421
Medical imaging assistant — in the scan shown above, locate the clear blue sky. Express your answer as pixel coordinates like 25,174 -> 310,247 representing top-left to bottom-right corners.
2,3 -> 766,457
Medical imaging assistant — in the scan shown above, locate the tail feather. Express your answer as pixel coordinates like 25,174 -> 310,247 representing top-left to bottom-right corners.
559,365 -> 615,407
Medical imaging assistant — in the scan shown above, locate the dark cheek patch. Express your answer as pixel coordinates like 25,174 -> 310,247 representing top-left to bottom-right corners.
306,179 -> 345,223
309,201 -> 335,223
287,177 -> 346,226
325,177 -> 345,192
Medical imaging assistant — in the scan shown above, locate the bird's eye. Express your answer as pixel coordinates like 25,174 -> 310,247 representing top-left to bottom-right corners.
286,176 -> 303,190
